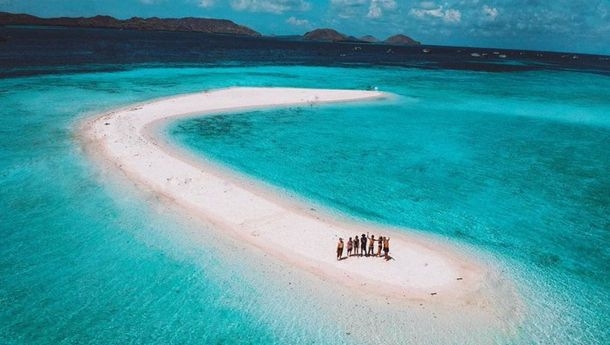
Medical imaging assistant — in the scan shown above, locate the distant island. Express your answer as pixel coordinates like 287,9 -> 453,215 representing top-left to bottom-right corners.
303,28 -> 420,46
303,28 -> 349,42
0,12 -> 420,46
384,34 -> 421,46
0,12 -> 261,37
359,35 -> 380,43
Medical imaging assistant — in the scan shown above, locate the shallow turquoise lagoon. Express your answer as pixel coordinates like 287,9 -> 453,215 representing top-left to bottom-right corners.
170,68 -> 610,343
1,65 -> 609,344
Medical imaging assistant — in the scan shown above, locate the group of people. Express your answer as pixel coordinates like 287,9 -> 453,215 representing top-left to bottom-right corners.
336,233 -> 391,260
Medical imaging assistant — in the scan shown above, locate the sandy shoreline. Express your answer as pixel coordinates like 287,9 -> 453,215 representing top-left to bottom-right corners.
79,87 -> 501,302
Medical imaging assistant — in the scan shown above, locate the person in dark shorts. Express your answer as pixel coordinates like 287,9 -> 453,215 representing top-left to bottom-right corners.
336,238 -> 344,260
368,234 -> 375,256
353,235 -> 360,256
377,236 -> 383,257
360,234 -> 367,256
383,237 -> 390,259
347,237 -> 353,257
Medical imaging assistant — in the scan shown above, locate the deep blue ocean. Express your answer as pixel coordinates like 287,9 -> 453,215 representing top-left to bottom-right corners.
1,26 -> 609,344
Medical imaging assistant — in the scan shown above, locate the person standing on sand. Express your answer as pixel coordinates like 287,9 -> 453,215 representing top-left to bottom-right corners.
347,237 -> 353,257
377,236 -> 384,256
360,234 -> 367,257
383,237 -> 390,259
353,235 -> 359,256
368,234 -> 375,256
337,238 -> 344,260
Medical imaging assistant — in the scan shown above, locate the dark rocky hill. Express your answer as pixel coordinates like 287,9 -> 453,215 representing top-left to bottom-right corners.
0,12 -> 260,36
359,35 -> 379,43
303,28 -> 348,42
384,34 -> 420,46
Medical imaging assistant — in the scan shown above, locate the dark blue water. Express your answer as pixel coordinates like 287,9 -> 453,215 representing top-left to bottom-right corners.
1,25 -> 609,78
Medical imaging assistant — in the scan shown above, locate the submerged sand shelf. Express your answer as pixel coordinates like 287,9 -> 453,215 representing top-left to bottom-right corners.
80,87 -> 504,302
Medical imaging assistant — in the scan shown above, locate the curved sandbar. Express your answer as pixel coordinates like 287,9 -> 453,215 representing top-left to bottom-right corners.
81,87 -> 499,302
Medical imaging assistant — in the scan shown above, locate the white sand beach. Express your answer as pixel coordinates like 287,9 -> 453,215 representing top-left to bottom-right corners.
80,87 -> 502,303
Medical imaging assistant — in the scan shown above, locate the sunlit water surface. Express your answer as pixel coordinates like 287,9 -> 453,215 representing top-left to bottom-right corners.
1,66 -> 609,344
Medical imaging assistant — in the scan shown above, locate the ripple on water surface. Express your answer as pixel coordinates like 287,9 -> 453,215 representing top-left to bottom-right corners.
0,65 -> 609,344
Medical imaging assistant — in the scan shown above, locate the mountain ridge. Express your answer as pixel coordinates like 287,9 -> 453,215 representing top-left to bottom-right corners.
303,28 -> 420,46
0,12 -> 422,46
0,12 -> 261,37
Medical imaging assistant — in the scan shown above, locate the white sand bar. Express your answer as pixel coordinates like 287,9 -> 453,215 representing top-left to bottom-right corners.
82,87 -> 495,302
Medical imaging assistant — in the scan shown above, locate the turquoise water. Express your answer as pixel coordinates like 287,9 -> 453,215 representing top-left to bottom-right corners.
169,68 -> 610,343
1,65 -> 609,344
0,67 -> 383,345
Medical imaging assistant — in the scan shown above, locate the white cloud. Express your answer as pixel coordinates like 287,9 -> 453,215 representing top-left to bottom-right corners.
444,9 -> 461,23
330,0 -> 396,19
367,0 -> 397,19
198,0 -> 216,8
230,0 -> 311,14
482,5 -> 498,21
418,1 -> 436,10
329,0 -> 367,19
367,6 -> 382,18
410,7 -> 442,18
409,4 -> 461,23
286,16 -> 310,26
330,0 -> 367,6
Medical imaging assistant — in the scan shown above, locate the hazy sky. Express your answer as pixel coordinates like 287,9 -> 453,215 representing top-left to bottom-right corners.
1,0 -> 609,54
